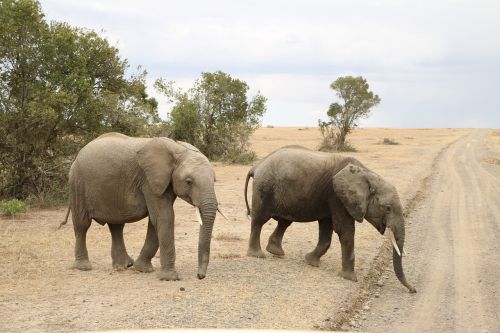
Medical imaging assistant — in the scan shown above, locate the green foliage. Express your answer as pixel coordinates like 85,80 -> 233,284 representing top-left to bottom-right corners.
319,76 -> 380,151
155,71 -> 267,162
0,0 -> 162,201
1,199 -> 27,217
382,138 -> 400,145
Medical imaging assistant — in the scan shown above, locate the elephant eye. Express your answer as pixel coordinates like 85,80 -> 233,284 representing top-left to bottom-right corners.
385,205 -> 391,213
185,178 -> 193,186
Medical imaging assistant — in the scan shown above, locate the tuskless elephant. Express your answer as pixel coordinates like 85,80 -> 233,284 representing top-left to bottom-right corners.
65,132 -> 221,281
244,145 -> 416,293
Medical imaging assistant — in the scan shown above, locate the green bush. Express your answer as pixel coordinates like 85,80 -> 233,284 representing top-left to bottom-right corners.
382,138 -> 400,145
154,71 -> 266,163
1,199 -> 27,217
318,135 -> 358,153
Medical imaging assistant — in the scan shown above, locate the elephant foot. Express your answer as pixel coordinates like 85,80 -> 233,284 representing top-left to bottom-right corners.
305,252 -> 320,267
339,270 -> 358,282
134,259 -> 154,273
247,248 -> 266,258
72,259 -> 92,271
158,269 -> 180,281
112,256 -> 134,270
266,242 -> 285,256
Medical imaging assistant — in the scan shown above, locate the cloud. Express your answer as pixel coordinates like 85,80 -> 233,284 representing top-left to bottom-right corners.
41,0 -> 500,127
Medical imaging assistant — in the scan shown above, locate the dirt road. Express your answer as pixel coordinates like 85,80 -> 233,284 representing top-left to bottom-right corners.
356,129 -> 500,333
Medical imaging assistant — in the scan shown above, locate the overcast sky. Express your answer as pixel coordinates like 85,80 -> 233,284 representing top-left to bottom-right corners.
40,0 -> 499,128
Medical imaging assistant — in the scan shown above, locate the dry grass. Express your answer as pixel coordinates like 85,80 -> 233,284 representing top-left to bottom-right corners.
214,232 -> 243,242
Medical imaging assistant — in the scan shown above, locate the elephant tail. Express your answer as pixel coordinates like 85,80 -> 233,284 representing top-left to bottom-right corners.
244,168 -> 254,220
57,206 -> 71,230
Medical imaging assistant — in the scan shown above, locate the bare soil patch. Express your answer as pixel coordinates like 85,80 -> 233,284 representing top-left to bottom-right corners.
0,128 -> 471,332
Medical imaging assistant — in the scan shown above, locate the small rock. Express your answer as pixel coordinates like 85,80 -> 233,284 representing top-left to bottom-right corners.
376,281 -> 384,287
180,287 -> 185,291
363,305 -> 370,311
349,320 -> 357,328
374,293 -> 380,298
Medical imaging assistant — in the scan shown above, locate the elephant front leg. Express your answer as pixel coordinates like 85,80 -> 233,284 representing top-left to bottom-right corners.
155,205 -> 179,281
266,219 -> 292,256
336,219 -> 357,282
108,223 -> 134,270
305,218 -> 333,267
134,218 -> 158,273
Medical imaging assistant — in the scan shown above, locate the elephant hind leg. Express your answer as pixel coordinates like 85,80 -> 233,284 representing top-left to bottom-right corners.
247,215 -> 270,258
266,218 -> 292,256
72,210 -> 92,271
305,218 -> 333,267
108,223 -> 134,270
247,194 -> 271,258
134,218 -> 158,273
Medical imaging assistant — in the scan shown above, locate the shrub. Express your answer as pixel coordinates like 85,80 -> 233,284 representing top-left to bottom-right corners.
154,71 -> 267,163
1,199 -> 27,217
382,138 -> 400,145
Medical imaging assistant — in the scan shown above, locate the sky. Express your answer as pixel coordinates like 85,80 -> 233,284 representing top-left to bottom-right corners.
40,0 -> 500,128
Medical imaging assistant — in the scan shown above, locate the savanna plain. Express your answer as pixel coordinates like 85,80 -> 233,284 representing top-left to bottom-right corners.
1,127 -> 499,332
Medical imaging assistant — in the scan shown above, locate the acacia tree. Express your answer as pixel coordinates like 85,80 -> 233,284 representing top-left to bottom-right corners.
319,76 -> 381,151
155,71 -> 267,162
0,0 -> 160,200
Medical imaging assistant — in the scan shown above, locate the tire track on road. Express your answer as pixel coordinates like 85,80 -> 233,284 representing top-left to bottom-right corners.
357,129 -> 500,333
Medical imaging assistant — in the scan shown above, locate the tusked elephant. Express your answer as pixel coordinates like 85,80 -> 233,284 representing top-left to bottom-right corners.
244,145 -> 416,293
63,132 -> 221,281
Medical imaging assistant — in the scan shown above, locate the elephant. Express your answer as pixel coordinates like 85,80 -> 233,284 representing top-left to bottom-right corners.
64,132 -> 220,281
244,145 -> 416,293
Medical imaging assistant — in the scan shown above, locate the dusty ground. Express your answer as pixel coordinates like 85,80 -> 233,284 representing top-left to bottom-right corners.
0,127 -> 487,332
354,129 -> 500,333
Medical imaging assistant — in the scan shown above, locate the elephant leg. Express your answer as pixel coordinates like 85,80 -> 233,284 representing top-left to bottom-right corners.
134,218 -> 158,273
266,218 -> 292,256
305,218 -> 333,267
335,219 -> 357,281
247,194 -> 270,258
108,223 -> 134,270
71,210 -> 92,271
247,214 -> 269,258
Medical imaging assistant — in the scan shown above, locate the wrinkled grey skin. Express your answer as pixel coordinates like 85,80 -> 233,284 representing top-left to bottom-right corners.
68,132 -> 217,281
244,145 -> 416,293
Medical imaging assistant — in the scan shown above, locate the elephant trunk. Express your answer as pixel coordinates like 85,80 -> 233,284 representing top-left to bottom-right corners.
391,221 -> 417,293
197,195 -> 217,279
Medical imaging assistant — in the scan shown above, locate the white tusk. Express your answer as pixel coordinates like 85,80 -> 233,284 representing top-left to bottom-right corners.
246,214 -> 251,220
390,232 -> 401,256
195,207 -> 203,226
217,207 -> 229,221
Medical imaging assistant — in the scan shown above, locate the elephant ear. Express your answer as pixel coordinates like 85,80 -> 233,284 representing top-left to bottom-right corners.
332,163 -> 370,222
137,138 -> 177,196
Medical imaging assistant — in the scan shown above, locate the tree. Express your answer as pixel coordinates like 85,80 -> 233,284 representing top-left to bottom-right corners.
155,71 -> 267,162
319,76 -> 381,151
0,0 -> 160,201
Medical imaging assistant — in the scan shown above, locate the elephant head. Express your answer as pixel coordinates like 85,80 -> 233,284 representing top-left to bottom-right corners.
333,163 -> 416,293
138,138 -> 217,279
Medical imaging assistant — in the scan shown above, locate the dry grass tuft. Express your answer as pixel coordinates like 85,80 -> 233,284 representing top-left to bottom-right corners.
214,232 -> 243,242
216,253 -> 242,259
